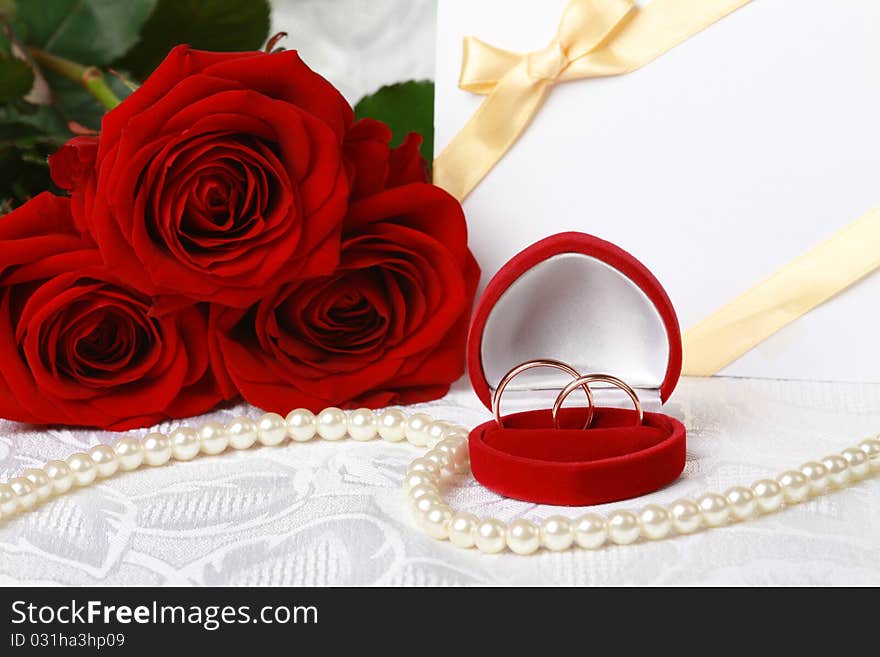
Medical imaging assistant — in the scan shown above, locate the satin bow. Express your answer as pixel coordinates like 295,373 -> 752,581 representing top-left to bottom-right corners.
434,0 -> 753,202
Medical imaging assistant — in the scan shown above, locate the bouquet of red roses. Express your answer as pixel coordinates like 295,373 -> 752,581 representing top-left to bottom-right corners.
0,46 -> 479,430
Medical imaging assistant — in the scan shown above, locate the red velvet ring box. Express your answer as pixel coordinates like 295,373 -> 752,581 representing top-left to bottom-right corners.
466,232 -> 686,506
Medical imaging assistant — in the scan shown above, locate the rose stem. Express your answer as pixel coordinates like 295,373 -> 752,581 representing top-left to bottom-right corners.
28,48 -> 121,111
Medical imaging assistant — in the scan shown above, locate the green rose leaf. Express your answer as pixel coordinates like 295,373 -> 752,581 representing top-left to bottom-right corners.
18,0 -> 157,65
354,80 -> 434,167
0,120 -> 62,210
2,103 -> 70,139
0,56 -> 34,103
115,0 -> 271,81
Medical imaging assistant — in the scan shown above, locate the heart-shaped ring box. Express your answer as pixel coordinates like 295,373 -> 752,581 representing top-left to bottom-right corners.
466,232 -> 686,506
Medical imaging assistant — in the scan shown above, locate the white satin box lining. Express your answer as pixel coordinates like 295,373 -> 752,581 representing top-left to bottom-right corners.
481,252 -> 668,409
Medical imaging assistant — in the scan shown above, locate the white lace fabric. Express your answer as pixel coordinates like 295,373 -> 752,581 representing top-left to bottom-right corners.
1,376 -> 878,586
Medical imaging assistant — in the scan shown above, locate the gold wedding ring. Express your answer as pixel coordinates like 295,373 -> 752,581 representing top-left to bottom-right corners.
492,359 -> 594,429
551,373 -> 643,429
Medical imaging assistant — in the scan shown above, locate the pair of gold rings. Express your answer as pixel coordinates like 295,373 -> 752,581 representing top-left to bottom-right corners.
491,359 -> 643,429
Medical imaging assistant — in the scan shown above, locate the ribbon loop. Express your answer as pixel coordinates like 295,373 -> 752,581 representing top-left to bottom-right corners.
434,0 -> 753,202
459,37 -> 521,94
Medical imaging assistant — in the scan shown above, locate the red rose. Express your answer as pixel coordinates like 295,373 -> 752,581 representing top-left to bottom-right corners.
49,135 -> 99,233
210,183 -> 480,411
55,45 -> 354,308
0,193 -> 222,430
343,118 -> 430,199
49,135 -> 99,192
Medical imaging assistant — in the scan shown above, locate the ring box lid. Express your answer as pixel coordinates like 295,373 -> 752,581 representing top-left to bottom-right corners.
467,232 -> 682,412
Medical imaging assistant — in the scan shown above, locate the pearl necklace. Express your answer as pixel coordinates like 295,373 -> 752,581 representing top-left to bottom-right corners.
407,425 -> 880,554
0,409 -> 878,556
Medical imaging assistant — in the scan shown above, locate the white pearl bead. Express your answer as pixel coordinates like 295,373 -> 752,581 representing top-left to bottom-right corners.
113,437 -> 144,471
88,444 -> 119,478
777,470 -> 810,504
435,438 -> 469,474
170,426 -> 201,460
669,499 -> 702,534
444,427 -> 469,443
315,407 -> 347,441
404,413 -> 432,446
0,483 -> 18,516
573,513 -> 607,548
169,429 -> 197,462
751,479 -> 784,512
285,408 -> 316,442
9,477 -> 37,511
403,472 -> 436,492
425,421 -> 450,448
475,518 -> 507,553
448,512 -> 479,548
724,486 -> 757,520
607,510 -> 640,545
226,417 -> 257,450
841,447 -> 870,479
66,452 -> 97,486
199,421 -> 228,455
697,493 -> 730,527
44,460 -> 74,494
413,494 -> 444,514
800,461 -> 829,494
859,438 -> 880,469
347,408 -> 377,441
408,484 -> 437,504
377,409 -> 407,442
821,454 -> 850,487
542,515 -> 574,551
424,449 -> 454,472
452,442 -> 470,474
507,519 -> 541,555
257,412 -> 288,446
407,457 -> 440,478
23,468 -> 53,501
142,432 -> 172,466
638,505 -> 672,539
420,503 -> 452,540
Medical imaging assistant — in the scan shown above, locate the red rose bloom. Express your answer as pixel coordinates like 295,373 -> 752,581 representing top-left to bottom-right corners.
343,118 -> 430,199
49,135 -> 99,233
0,194 -> 222,430
210,183 -> 480,411
49,135 -> 99,192
57,45 -> 354,308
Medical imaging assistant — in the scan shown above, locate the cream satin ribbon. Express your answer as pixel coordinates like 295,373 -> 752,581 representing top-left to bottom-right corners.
433,0 -> 753,202
682,206 -> 880,376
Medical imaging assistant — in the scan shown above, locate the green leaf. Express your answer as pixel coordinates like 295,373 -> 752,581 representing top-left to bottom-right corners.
354,80 -> 434,166
18,0 -> 157,65
0,119 -> 63,209
2,102 -> 69,138
115,0 -> 271,81
0,120 -> 58,150
0,56 -> 33,103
